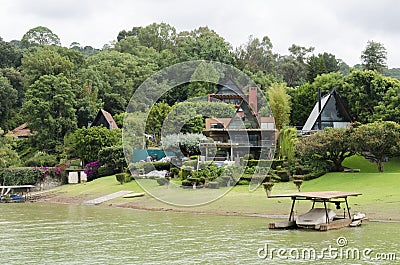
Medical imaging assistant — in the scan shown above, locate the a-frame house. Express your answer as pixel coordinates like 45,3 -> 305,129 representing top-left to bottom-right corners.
302,89 -> 352,131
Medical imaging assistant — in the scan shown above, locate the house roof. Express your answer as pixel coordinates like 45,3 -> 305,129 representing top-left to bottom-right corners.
227,100 -> 260,129
215,78 -> 244,96
11,123 -> 33,137
91,109 -> 119,129
302,89 -> 352,131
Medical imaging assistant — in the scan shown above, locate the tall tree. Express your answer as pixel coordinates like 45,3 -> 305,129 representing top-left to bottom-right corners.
236,35 -> 276,74
343,70 -> 396,123
176,26 -> 235,64
267,83 -> 291,130
22,74 -> 77,151
306,52 -> 340,82
295,127 -> 354,172
65,126 -> 121,163
137,22 -> 177,52
322,52 -> 340,73
21,26 -> 61,48
146,102 -> 172,143
21,46 -> 74,86
361,40 -> 387,73
0,38 -> 22,67
0,68 -> 24,107
288,44 -> 315,63
75,81 -> 103,128
374,85 -> 400,123
351,121 -> 400,172
307,54 -> 327,82
187,61 -> 219,98
0,74 -> 18,130
117,26 -> 141,42
276,45 -> 313,87
0,128 -> 20,168
81,50 -> 158,114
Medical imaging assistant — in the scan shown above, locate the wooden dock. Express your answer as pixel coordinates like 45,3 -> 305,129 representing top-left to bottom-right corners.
269,218 -> 353,231
269,220 -> 296,229
319,218 -> 352,231
267,191 -> 363,231
0,185 -> 36,202
83,190 -> 133,205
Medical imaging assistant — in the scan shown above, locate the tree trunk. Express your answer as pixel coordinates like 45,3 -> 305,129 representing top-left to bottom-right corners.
332,159 -> 344,172
377,160 -> 384,172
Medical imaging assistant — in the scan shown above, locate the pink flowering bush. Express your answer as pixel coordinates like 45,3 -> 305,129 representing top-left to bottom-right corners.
84,161 -> 101,181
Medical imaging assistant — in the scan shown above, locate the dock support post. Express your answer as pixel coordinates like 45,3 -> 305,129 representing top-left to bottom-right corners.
345,197 -> 351,219
323,200 -> 329,224
289,197 -> 296,222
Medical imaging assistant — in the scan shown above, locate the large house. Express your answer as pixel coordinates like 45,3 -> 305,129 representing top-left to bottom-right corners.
200,80 -> 277,161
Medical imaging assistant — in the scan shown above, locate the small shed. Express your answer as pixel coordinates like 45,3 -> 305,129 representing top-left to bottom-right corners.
90,109 -> 118,129
66,169 -> 87,184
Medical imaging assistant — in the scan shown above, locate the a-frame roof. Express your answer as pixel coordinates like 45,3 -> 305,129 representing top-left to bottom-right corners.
91,109 -> 119,129
302,89 -> 351,131
227,100 -> 260,129
216,78 -> 244,96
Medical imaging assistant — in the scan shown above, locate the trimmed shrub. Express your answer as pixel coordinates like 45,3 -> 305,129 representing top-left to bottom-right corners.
0,167 -> 42,186
129,162 -> 155,174
181,180 -> 193,187
187,178 -> 203,185
180,166 -> 193,180
116,173 -> 125,185
207,181 -> 219,189
244,166 -> 256,174
252,174 -> 267,184
243,154 -> 254,160
142,163 -> 155,174
98,145 -> 126,173
276,170 -> 290,182
151,162 -> 171,171
169,167 -> 179,178
0,167 -> 46,186
124,174 -> 132,183
219,175 -> 233,187
236,179 -> 250,185
97,165 -> 115,178
304,170 -> 326,181
156,178 -> 169,186
241,159 -> 284,169
182,159 -> 197,169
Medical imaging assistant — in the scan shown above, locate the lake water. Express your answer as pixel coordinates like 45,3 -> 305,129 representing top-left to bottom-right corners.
0,203 -> 399,264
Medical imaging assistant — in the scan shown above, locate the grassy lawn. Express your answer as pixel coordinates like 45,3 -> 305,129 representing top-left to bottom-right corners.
48,155 -> 400,220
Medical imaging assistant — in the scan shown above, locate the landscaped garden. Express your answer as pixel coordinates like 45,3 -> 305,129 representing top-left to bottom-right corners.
39,155 -> 400,220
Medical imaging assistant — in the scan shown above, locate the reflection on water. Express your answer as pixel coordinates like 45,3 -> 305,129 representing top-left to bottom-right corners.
0,203 -> 398,264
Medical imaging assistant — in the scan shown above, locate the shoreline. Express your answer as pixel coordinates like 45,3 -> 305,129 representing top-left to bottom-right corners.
35,192 -> 400,223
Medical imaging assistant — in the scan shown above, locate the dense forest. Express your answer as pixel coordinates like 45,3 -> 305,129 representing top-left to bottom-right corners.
0,23 -> 399,167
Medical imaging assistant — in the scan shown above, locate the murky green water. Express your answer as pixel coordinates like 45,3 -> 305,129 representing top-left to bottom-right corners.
0,203 -> 399,264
